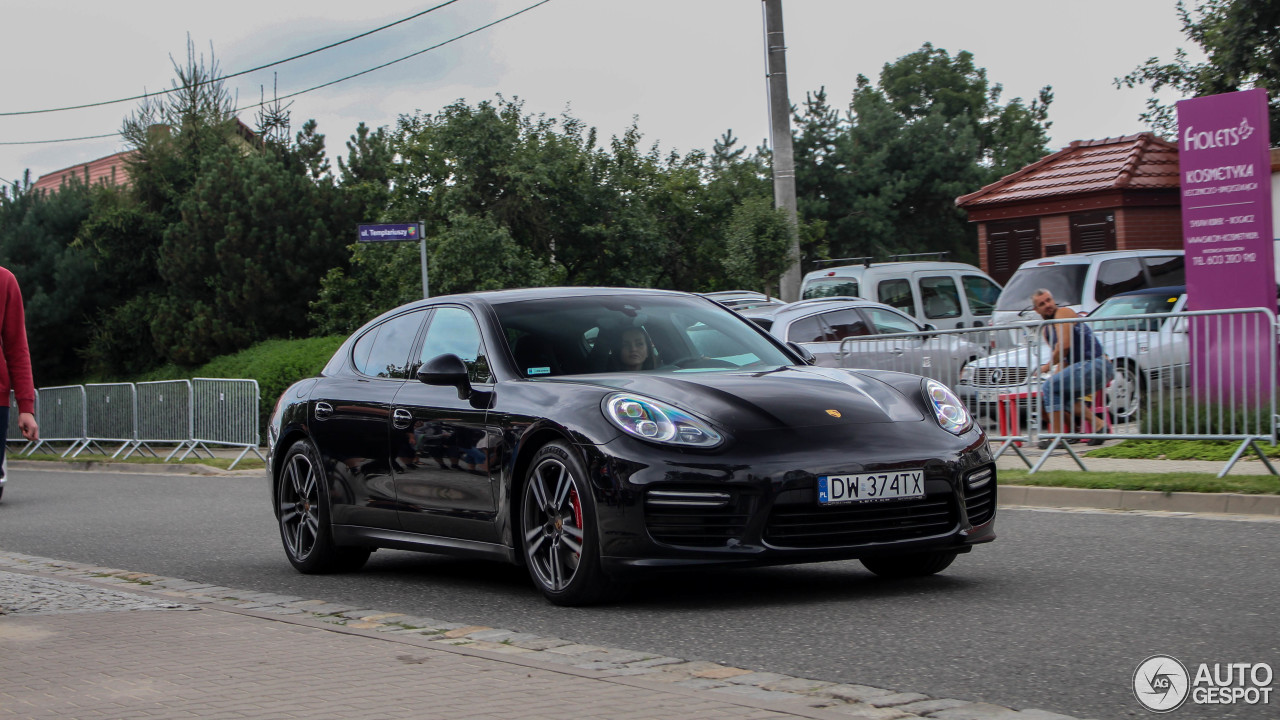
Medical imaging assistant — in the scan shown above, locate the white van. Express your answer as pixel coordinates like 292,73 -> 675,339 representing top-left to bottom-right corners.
799,260 -> 1002,330
991,250 -> 1186,326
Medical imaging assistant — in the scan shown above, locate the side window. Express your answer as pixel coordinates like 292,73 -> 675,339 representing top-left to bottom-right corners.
918,276 -> 962,319
353,310 -> 427,378
1095,258 -> 1144,303
419,307 -> 491,384
1144,255 -> 1185,287
787,315 -> 828,343
861,307 -> 921,335
818,309 -> 870,340
961,275 -> 1001,316
876,278 -> 916,315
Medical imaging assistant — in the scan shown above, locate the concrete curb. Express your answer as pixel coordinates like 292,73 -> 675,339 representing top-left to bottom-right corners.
1000,484 -> 1280,516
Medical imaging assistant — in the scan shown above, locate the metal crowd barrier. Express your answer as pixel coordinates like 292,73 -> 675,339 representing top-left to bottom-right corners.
79,383 -> 137,458
186,378 -> 264,469
837,308 -> 1279,478
129,380 -> 195,461
26,385 -> 87,457
21,378 -> 264,470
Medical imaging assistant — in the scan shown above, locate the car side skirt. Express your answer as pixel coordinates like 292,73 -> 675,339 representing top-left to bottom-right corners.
332,525 -> 516,564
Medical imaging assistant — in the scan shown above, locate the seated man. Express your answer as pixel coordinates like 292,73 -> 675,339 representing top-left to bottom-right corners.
1033,288 -> 1113,449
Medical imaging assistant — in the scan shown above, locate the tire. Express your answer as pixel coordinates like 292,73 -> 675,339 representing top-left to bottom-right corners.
277,439 -> 370,574
1106,362 -> 1144,423
519,442 -> 617,606
860,550 -> 958,578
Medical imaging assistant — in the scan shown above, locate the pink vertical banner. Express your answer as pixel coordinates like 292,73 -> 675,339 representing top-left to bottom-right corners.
1177,89 -> 1275,408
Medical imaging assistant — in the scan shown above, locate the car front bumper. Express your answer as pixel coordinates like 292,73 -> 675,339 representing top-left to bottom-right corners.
580,420 -> 997,574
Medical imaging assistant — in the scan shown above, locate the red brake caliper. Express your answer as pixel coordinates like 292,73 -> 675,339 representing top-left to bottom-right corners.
569,487 -> 583,555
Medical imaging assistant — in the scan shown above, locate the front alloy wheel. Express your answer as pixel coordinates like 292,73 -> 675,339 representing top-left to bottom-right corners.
277,439 -> 370,574
520,442 -> 615,605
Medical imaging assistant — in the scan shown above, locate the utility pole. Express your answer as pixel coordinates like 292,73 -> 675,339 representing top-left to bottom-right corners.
762,0 -> 801,302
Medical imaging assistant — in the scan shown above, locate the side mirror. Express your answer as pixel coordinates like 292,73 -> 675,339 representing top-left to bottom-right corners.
787,342 -> 817,365
418,353 -> 472,399
923,323 -> 938,331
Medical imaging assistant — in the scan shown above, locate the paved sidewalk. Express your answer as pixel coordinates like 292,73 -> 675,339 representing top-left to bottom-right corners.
0,552 -> 1087,720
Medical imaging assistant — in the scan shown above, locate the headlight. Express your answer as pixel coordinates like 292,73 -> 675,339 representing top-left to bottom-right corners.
959,365 -> 974,383
603,393 -> 723,448
923,379 -> 972,435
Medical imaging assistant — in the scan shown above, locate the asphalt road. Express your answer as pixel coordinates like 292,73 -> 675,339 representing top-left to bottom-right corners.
1,467 -> 1276,720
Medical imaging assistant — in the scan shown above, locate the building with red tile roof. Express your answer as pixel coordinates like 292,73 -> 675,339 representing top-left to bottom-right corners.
956,133 -> 1183,284
31,150 -> 135,194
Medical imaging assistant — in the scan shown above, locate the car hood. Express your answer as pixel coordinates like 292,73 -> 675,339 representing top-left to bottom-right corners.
542,366 -> 926,430
968,345 -> 1048,370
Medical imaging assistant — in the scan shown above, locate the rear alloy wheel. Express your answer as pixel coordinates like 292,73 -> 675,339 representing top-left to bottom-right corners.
520,442 -> 615,606
277,439 -> 370,574
1107,363 -> 1143,423
861,551 -> 958,578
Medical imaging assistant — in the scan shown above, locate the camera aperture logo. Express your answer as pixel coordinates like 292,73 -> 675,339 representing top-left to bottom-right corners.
1135,655 -> 1190,712
1134,655 -> 1274,713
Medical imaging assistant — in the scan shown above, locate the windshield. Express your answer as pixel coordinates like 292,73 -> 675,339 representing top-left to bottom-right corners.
996,265 -> 1088,311
492,294 -> 794,377
801,278 -> 859,299
1088,292 -> 1181,331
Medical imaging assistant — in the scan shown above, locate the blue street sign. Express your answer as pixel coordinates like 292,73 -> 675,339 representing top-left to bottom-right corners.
357,223 -> 420,242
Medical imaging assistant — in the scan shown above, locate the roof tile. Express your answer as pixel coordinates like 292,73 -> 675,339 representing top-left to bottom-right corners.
956,133 -> 1179,208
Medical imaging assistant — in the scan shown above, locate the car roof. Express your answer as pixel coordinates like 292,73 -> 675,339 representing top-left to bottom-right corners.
767,297 -> 908,325
1109,285 -> 1186,299
1013,250 -> 1183,270
802,260 -> 987,280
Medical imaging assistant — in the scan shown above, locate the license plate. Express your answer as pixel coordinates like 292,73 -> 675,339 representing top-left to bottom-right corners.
977,389 -> 1000,404
818,470 -> 925,505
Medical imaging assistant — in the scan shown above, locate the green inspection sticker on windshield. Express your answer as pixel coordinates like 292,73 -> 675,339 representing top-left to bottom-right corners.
527,367 -> 551,375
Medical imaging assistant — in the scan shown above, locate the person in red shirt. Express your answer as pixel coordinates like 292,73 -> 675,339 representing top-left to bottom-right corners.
0,266 -> 38,500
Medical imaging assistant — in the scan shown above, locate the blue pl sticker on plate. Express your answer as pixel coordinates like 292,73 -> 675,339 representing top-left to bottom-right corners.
527,367 -> 551,376
817,476 -> 829,503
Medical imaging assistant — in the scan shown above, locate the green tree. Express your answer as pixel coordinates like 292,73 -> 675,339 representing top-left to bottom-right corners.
0,174 -> 99,384
793,44 -> 1052,265
722,196 -> 795,297
1117,0 -> 1280,138
152,141 -> 353,365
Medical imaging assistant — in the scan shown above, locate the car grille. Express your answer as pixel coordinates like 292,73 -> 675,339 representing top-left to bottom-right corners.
964,466 -> 996,526
644,489 -> 751,547
972,367 -> 1029,387
763,494 -> 957,549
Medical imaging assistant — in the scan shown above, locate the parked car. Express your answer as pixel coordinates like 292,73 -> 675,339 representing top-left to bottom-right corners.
697,290 -> 786,312
800,259 -> 1002,330
958,286 -> 1190,424
991,250 -> 1185,328
742,298 -> 988,383
268,288 -> 996,605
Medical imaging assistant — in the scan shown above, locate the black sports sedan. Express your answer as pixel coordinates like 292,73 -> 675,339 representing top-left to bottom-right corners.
268,287 -> 996,605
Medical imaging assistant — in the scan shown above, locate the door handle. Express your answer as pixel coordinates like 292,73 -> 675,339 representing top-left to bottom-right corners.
392,408 -> 413,429
314,401 -> 333,420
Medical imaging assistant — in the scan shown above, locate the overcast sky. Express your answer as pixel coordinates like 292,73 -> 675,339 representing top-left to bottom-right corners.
0,0 -> 1200,187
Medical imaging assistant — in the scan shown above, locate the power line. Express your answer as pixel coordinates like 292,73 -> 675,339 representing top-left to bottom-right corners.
239,0 -> 552,109
0,132 -> 119,147
0,0 -> 462,117
0,0 -> 552,147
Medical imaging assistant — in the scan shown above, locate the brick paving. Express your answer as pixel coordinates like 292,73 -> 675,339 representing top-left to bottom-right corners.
0,551 -> 1091,720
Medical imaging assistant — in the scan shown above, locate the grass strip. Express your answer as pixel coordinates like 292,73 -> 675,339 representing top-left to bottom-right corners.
1000,469 -> 1280,495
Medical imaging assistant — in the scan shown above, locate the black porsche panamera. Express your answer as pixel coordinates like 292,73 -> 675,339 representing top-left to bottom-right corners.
268,287 -> 996,605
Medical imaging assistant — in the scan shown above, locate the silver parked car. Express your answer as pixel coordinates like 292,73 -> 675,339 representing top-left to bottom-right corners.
957,286 -> 1189,424
742,298 -> 988,384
